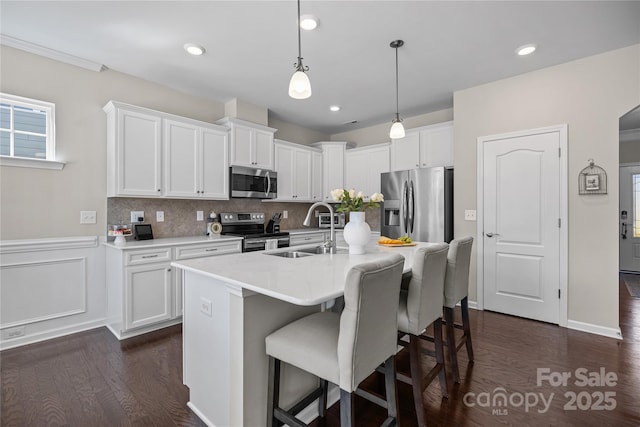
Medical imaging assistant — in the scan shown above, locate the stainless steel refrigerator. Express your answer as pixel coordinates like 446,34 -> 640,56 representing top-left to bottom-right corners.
380,167 -> 453,243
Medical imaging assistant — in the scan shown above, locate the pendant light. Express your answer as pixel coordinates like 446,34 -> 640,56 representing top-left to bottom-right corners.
288,0 -> 312,99
389,39 -> 405,139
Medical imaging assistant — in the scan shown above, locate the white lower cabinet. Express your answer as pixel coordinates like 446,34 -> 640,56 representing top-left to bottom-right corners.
106,238 -> 242,339
125,262 -> 173,330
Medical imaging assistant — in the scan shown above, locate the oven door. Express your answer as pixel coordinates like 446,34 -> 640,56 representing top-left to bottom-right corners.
230,166 -> 277,199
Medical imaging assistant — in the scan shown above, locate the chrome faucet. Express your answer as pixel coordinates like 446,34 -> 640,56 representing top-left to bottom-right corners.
303,202 -> 336,254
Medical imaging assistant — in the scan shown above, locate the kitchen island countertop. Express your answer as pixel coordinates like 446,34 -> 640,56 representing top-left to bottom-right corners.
172,241 -> 431,306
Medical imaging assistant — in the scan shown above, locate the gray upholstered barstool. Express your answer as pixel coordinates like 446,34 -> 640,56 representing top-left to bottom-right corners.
443,236 -> 474,383
265,255 -> 405,427
396,243 -> 449,427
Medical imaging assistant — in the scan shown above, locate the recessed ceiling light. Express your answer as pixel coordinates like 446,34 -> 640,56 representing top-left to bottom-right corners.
329,105 -> 341,112
184,43 -> 205,56
516,44 -> 537,56
300,14 -> 319,31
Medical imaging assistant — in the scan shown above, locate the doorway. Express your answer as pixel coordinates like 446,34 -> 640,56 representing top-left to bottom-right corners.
619,106 -> 640,273
476,125 -> 568,326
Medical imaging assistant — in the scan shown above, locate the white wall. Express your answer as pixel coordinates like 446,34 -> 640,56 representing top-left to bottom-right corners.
454,44 -> 640,333
330,108 -> 453,147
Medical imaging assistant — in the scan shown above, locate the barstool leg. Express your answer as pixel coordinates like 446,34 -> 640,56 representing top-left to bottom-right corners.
461,297 -> 474,362
383,355 -> 399,427
340,389 -> 354,426
444,306 -> 460,383
319,379 -> 328,418
408,336 -> 426,427
433,318 -> 449,398
266,356 -> 283,427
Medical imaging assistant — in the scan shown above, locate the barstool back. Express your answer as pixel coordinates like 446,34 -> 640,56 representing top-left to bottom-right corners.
444,237 -> 474,308
338,254 -> 405,392
400,243 -> 449,335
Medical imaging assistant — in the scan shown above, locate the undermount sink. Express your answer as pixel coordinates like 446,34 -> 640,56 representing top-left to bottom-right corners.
268,251 -> 314,258
266,246 -> 348,258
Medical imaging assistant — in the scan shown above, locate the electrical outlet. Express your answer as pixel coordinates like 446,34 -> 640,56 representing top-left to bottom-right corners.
3,326 -> 25,339
464,210 -> 477,221
196,211 -> 204,221
200,297 -> 212,316
156,211 -> 164,222
80,210 -> 96,224
282,210 -> 288,219
131,211 -> 144,223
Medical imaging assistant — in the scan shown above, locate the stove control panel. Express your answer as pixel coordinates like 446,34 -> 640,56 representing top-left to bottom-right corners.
220,212 -> 265,224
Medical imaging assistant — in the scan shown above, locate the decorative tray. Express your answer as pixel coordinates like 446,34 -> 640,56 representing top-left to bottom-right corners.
377,242 -> 417,247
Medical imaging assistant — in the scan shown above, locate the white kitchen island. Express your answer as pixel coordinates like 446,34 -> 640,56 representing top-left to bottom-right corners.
172,242 -> 433,427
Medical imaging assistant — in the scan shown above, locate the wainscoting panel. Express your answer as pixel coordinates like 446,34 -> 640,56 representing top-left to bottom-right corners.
1,257 -> 87,327
0,236 -> 106,350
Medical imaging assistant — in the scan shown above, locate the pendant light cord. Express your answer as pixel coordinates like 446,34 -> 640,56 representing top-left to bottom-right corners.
297,0 -> 302,64
395,45 -> 399,121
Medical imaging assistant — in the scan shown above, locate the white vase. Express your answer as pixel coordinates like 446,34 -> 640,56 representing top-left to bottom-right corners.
343,211 -> 371,255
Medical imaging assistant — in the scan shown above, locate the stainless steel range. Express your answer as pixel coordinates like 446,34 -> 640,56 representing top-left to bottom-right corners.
219,212 -> 290,252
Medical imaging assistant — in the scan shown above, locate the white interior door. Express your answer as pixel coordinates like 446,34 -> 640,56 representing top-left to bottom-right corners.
482,130 -> 561,324
619,165 -> 640,272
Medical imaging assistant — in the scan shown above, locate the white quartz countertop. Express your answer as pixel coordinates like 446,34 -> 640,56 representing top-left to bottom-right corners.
172,242 -> 435,306
103,234 -> 242,250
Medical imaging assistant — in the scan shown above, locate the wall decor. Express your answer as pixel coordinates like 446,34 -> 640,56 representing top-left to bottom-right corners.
578,159 -> 607,195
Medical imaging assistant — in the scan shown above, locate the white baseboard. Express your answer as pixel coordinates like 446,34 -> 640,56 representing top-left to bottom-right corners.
187,402 -> 215,427
468,299 -> 478,310
0,318 -> 106,351
567,319 -> 623,340
296,384 -> 340,424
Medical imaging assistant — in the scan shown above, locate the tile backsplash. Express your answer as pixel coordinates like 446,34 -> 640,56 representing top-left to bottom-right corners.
107,198 -> 381,239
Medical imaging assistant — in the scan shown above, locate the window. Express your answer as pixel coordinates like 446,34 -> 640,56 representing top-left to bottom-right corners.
0,93 -> 63,169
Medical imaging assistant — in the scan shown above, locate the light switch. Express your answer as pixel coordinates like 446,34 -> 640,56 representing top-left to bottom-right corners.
80,210 -> 96,224
464,210 -> 477,221
282,210 -> 288,219
197,210 -> 204,221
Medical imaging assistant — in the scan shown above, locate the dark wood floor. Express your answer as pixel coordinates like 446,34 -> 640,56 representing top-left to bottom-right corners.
2,280 -> 639,426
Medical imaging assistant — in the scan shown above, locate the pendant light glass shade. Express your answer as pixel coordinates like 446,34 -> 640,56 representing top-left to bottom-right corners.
390,119 -> 405,139
289,69 -> 312,99
289,0 -> 311,99
389,39 -> 404,139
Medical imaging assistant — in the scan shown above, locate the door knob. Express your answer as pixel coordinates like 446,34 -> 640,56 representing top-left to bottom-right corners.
486,232 -> 500,238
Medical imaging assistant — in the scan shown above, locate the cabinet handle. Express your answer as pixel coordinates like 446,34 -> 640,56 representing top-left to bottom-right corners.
157,189 -> 161,192
205,248 -> 218,252
142,254 -> 159,259
167,268 -> 171,272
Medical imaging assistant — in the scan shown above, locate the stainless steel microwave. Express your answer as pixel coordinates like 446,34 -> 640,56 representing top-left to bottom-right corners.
319,213 -> 346,228
230,166 -> 277,199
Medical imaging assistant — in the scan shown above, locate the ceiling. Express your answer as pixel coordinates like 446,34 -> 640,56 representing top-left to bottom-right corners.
1,1 -> 639,135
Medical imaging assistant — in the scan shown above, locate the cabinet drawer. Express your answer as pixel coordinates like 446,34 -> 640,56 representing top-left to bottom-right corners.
125,248 -> 173,266
175,240 -> 242,260
290,232 -> 326,247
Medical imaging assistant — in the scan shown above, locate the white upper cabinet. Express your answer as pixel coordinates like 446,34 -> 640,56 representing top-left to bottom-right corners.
390,121 -> 453,171
345,144 -> 390,198
105,103 -> 163,197
312,141 -> 347,202
274,140 -> 316,201
164,120 -> 229,199
217,117 -> 276,170
104,101 -> 229,199
311,150 -> 323,202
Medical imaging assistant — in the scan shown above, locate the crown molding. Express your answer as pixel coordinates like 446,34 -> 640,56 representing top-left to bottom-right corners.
0,34 -> 105,72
